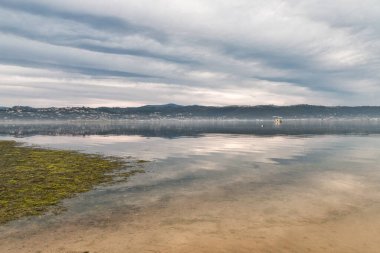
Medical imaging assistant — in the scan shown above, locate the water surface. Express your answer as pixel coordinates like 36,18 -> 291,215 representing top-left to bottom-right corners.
1,120 -> 380,253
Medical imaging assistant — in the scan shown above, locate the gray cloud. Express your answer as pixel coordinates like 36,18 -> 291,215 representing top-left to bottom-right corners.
0,0 -> 165,39
0,24 -> 197,65
0,57 -> 158,79
0,0 -> 379,106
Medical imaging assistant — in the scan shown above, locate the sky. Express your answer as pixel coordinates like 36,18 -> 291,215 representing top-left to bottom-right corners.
0,0 -> 379,107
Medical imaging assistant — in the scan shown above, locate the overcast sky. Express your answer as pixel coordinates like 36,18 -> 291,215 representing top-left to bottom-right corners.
0,0 -> 379,107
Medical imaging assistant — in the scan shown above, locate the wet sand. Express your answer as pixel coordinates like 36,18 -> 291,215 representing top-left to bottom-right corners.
2,170 -> 380,253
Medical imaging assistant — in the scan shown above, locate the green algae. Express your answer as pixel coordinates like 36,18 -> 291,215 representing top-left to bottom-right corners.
136,159 -> 149,163
0,140 -> 145,224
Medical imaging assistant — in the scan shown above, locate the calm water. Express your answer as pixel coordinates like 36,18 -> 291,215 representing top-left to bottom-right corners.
1,120 -> 380,253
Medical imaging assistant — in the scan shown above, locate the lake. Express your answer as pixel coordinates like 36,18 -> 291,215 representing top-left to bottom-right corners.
1,120 -> 380,253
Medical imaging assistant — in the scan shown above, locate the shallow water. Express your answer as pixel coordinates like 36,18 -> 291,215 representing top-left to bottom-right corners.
1,120 -> 380,253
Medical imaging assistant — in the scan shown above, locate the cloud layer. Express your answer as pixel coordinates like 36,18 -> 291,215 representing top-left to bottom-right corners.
0,0 -> 379,106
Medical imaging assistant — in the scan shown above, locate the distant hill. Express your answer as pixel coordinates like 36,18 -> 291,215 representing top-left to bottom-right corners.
1,104 -> 380,120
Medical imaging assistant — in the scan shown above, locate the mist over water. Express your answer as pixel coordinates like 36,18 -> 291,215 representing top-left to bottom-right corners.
1,118 -> 380,137
1,120 -> 380,253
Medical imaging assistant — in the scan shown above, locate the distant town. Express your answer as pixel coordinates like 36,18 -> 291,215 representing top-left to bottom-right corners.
1,104 -> 380,120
